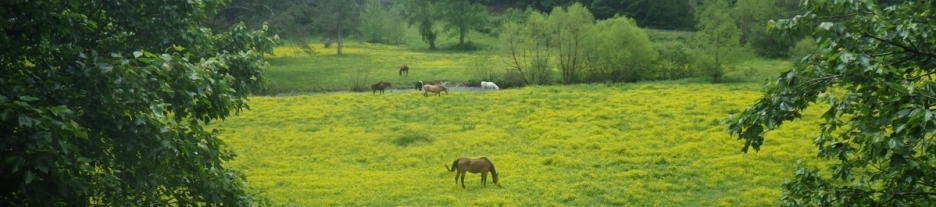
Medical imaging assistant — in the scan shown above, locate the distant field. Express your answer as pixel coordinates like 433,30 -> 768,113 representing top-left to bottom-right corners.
264,42 -> 502,94
263,28 -> 788,95
264,28 -> 503,94
215,82 -> 828,206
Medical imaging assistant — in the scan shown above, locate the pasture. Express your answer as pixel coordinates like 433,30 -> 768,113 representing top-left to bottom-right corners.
214,82 -> 828,206
265,29 -> 502,94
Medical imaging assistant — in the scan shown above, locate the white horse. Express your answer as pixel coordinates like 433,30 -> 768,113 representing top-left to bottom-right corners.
480,81 -> 500,90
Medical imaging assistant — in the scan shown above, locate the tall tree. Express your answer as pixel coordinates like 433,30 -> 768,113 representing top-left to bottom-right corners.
499,19 -> 533,84
499,10 -> 555,85
315,0 -> 364,55
690,0 -> 750,83
437,0 -> 489,46
726,0 -> 936,205
523,11 -> 558,85
553,3 -> 595,83
1,0 -> 278,206
402,0 -> 439,50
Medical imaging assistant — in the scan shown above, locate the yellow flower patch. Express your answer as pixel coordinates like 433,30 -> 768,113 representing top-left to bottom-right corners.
215,83 -> 828,206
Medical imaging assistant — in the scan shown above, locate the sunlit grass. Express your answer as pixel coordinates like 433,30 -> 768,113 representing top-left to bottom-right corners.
264,27 -> 505,94
264,41 -> 504,94
215,82 -> 827,206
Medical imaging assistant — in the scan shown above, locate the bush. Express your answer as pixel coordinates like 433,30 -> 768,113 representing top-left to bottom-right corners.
649,41 -> 695,80
500,70 -> 527,88
582,16 -> 657,83
358,0 -> 406,44
788,38 -> 819,67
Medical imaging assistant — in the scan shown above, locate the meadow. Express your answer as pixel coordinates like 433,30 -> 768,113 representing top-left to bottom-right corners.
264,29 -> 502,94
214,82 -> 829,206
208,28 -> 839,205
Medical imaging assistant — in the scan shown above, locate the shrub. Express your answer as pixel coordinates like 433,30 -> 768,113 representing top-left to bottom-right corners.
358,0 -> 406,44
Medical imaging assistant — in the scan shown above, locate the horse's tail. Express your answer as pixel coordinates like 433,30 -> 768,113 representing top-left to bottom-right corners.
446,159 -> 458,172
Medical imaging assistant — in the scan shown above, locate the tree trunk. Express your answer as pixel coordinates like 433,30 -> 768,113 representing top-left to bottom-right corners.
337,17 -> 343,55
459,29 -> 466,45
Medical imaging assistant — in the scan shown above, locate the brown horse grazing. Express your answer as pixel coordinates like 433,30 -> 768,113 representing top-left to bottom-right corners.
399,65 -> 409,76
371,81 -> 392,94
423,84 -> 447,97
446,157 -> 498,188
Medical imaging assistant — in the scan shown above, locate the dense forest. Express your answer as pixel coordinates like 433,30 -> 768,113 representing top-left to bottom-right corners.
208,0 -> 775,33
205,0 -> 807,58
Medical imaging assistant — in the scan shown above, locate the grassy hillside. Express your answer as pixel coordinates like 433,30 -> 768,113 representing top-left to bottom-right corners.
214,82 -> 827,206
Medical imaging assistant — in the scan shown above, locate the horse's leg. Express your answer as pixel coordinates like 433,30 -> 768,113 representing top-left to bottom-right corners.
459,171 -> 466,188
482,172 -> 489,186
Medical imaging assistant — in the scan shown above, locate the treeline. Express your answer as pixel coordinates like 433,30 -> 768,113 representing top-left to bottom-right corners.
204,0 -> 826,85
493,0 -> 698,30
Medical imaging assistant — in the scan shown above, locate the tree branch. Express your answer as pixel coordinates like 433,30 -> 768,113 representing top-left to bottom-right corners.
861,32 -> 936,60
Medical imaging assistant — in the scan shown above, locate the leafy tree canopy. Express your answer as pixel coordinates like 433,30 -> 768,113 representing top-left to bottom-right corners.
1,0 -> 278,205
726,0 -> 936,205
691,0 -> 751,83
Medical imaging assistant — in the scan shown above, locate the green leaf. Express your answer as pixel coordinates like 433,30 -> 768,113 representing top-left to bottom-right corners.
25,171 -> 35,184
819,22 -> 834,31
36,161 -> 49,173
890,154 -> 905,173
133,50 -> 143,58
19,96 -> 39,102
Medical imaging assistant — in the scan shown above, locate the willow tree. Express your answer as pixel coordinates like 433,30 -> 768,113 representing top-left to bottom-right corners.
1,0 -> 277,205
726,0 -> 936,206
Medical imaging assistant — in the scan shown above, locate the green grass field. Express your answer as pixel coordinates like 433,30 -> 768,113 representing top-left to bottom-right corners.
214,82 -> 828,206
219,28 -> 828,205
265,29 -> 502,94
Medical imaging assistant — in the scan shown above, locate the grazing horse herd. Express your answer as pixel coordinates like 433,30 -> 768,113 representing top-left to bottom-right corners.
369,64 -> 500,97
369,66 -> 502,189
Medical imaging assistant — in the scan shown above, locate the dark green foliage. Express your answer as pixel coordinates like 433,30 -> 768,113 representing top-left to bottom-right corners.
582,15 -> 657,83
690,0 -> 750,83
437,0 -> 489,46
392,132 -> 433,146
726,0 -> 936,205
649,41 -> 696,80
1,0 -> 278,205
497,0 -> 695,30
315,0 -> 366,55
208,0 -> 314,39
787,38 -> 819,67
735,0 -> 801,58
359,0 -> 407,44
401,0 -> 440,50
